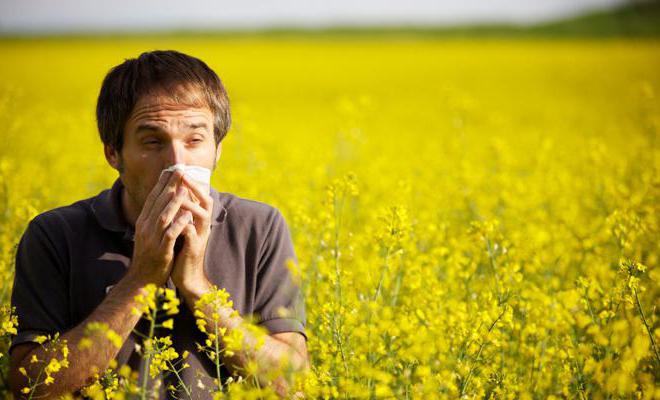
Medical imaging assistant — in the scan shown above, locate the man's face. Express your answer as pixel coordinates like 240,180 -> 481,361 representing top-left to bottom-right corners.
105,89 -> 221,215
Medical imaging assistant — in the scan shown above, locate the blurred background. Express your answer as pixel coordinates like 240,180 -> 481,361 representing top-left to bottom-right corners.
0,0 -> 657,204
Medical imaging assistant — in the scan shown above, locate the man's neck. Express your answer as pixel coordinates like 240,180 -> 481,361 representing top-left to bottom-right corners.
121,186 -> 140,229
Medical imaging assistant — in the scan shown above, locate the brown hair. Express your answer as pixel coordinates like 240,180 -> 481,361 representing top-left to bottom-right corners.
96,50 -> 231,153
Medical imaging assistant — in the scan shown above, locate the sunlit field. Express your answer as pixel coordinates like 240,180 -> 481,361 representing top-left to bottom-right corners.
0,36 -> 658,398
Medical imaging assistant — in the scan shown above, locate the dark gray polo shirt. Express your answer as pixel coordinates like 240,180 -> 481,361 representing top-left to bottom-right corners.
10,177 -> 306,398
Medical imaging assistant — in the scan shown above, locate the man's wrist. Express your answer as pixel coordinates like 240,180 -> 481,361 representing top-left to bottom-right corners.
176,275 -> 214,306
176,276 -> 242,330
118,269 -> 156,298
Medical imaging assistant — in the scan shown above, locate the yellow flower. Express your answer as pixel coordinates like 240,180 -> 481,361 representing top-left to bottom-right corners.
82,321 -> 123,349
106,330 -> 123,349
45,357 -> 62,374
34,335 -> 48,344
78,337 -> 93,350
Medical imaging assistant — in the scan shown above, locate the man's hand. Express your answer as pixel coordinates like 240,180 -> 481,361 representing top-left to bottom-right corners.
170,173 -> 215,297
129,169 -> 193,287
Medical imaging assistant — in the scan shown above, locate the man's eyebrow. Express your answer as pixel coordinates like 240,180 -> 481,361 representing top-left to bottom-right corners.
135,122 -> 209,133
136,122 -> 208,131
135,123 -> 164,133
185,122 -> 209,130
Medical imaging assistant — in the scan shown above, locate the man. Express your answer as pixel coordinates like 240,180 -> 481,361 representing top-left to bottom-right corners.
8,50 -> 309,398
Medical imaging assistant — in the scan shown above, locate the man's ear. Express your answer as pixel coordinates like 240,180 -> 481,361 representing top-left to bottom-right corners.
104,145 -> 121,171
214,142 -> 222,165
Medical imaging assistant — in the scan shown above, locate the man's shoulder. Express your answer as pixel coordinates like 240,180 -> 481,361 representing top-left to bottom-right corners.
27,195 -> 96,234
215,191 -> 283,229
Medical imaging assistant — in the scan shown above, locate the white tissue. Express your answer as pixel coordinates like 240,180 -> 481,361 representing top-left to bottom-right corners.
161,163 -> 211,191
160,163 -> 212,226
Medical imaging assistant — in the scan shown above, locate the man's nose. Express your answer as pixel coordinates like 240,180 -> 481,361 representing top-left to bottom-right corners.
165,141 -> 188,166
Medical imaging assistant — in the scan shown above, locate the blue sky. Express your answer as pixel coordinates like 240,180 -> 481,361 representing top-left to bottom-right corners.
0,0 -> 626,33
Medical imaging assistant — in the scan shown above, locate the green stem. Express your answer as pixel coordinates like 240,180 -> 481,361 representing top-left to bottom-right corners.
633,287 -> 660,367
140,308 -> 157,400
214,318 -> 222,393
583,291 -> 599,325
26,367 -> 44,400
460,307 -> 506,396
373,246 -> 391,302
572,358 -> 588,400
166,358 -> 192,399
333,186 -> 345,309
485,237 -> 503,303
332,186 -> 350,397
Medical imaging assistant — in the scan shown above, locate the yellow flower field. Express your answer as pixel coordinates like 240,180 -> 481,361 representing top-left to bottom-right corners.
0,36 -> 658,398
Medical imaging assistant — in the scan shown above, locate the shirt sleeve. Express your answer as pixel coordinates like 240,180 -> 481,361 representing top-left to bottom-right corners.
253,208 -> 307,341
9,215 -> 70,354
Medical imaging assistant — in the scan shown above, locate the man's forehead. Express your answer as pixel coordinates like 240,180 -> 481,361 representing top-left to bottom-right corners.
127,91 -> 212,126
129,104 -> 211,123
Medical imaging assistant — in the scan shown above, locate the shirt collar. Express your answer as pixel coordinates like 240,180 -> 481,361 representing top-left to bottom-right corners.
91,177 -> 227,241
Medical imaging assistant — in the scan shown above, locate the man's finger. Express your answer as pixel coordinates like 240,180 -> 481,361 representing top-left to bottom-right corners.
181,198 -> 210,235
137,169 -> 173,225
181,174 -> 213,212
156,185 -> 190,238
146,170 -> 185,226
160,210 -> 192,251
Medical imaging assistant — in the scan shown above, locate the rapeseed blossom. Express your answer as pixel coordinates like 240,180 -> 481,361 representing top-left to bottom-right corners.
0,37 -> 658,399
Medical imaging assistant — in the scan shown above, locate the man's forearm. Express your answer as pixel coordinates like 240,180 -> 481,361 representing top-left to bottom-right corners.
211,306 -> 310,388
12,271 -> 147,398
179,282 -> 309,396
